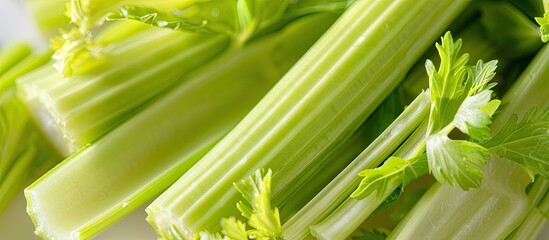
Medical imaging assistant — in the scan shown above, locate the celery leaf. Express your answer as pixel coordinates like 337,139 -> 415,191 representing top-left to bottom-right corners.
221,217 -> 248,240
426,32 -> 469,134
535,11 -> 549,42
425,33 -> 500,189
484,107 -> 549,179
426,134 -> 488,189
453,90 -> 500,142
351,155 -> 428,200
234,169 -> 283,239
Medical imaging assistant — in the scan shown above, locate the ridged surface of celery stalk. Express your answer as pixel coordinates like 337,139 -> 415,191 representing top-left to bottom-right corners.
147,0 -> 470,239
24,13 -> 336,240
18,26 -> 229,156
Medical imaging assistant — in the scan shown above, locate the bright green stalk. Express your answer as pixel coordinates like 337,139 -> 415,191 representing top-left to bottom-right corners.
283,92 -> 430,239
275,90 -> 405,219
24,13 -> 335,240
18,24 -> 229,156
387,44 -> 549,240
146,1 -> 469,239
0,52 -> 53,93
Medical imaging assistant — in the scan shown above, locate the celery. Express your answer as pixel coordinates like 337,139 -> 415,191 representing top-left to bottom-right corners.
146,0 -> 469,238
24,13 -> 336,240
508,177 -> 549,239
18,24 -> 229,156
283,92 -> 430,239
386,44 -> 549,240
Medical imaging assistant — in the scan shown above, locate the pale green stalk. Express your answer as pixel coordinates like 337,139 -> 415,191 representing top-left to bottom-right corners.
387,44 -> 549,240
276,90 -> 405,217
24,13 -> 335,240
507,178 -> 549,239
388,159 -> 530,240
18,24 -> 229,156
146,1 -> 469,239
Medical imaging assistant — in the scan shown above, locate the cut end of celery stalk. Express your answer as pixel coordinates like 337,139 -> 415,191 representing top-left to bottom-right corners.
18,70 -> 76,156
25,189 -> 80,240
146,205 -> 189,239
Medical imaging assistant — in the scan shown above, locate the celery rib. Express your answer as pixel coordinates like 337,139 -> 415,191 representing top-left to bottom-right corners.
18,26 -> 229,156
24,13 -> 336,240
146,0 -> 470,239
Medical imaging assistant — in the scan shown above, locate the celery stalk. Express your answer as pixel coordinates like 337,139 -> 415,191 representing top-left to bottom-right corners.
276,90 -> 405,218
387,44 -> 549,240
283,92 -> 430,239
388,159 -> 530,240
146,0 -> 469,238
309,118 -> 429,240
18,26 -> 229,156
24,13 -> 336,240
508,178 -> 549,239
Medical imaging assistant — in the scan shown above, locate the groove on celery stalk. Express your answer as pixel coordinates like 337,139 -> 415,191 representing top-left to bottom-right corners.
24,13 -> 337,240
146,0 -> 470,239
18,25 -> 229,156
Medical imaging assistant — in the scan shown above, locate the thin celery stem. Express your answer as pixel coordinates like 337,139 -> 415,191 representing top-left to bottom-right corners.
309,119 -> 429,240
282,92 -> 430,239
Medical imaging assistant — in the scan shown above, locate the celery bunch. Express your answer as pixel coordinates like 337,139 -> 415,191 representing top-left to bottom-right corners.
1,0 -> 549,240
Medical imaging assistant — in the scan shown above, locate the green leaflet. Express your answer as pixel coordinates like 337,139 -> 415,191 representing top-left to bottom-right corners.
235,169 -> 283,240
425,33 -> 500,189
453,90 -> 498,142
351,155 -> 428,200
484,107 -> 549,179
221,217 -> 248,240
196,169 -> 282,240
426,134 -> 488,189
535,11 -> 549,42
425,32 -> 469,134
353,32 -> 503,197
107,0 -> 352,43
